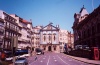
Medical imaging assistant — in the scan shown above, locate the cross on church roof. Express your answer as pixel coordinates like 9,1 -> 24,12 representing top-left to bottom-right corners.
49,22 -> 53,25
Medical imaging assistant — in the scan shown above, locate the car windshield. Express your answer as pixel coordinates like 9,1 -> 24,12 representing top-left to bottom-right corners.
35,48 -> 42,52
17,58 -> 26,60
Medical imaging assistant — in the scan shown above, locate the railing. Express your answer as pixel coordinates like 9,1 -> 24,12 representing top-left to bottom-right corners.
68,48 -> 100,60
5,25 -> 20,33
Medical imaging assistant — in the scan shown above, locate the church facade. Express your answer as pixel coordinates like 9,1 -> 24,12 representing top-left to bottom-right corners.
40,23 -> 60,52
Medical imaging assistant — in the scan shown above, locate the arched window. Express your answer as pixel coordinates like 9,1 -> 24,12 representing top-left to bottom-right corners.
49,36 -> 51,41
87,29 -> 90,37
44,36 -> 46,41
92,26 -> 95,35
54,35 -> 56,41
97,23 -> 100,33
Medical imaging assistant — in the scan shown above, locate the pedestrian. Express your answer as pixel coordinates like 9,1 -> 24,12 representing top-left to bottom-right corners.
34,52 -> 37,61
34,56 -> 37,61
1,51 -> 6,61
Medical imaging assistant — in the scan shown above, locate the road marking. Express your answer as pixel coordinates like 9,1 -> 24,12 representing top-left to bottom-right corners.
40,60 -> 43,62
43,58 -> 45,59
47,56 -> 50,65
53,56 -> 55,58
29,56 -> 42,65
54,60 -> 57,62
57,55 -> 70,65
69,60 -> 72,61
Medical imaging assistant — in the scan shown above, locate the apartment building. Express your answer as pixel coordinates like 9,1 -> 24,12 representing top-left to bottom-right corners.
59,30 -> 69,52
0,18 -> 4,48
10,14 -> 33,49
0,10 -> 21,50
32,26 -> 42,51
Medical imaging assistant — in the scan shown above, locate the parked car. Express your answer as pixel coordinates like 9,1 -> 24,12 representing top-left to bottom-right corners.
82,45 -> 90,50
3,49 -> 12,57
15,49 -> 28,56
75,45 -> 82,50
15,57 -> 28,65
75,45 -> 90,50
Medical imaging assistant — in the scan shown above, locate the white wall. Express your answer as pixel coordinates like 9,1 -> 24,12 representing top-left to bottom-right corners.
0,10 -> 5,19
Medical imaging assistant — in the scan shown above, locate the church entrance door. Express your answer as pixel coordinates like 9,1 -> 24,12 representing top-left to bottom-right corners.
48,46 -> 51,51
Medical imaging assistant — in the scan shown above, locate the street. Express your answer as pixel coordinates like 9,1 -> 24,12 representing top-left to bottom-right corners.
28,52 -> 91,65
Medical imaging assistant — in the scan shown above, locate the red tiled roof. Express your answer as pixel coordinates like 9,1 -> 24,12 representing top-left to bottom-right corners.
23,19 -> 28,23
22,19 -> 32,24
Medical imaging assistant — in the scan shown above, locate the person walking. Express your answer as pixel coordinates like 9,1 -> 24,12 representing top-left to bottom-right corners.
34,52 -> 38,61
1,51 -> 6,61
34,56 -> 37,61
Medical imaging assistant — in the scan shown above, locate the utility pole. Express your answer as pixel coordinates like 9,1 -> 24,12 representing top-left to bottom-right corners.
12,36 -> 18,65
30,19 -> 33,56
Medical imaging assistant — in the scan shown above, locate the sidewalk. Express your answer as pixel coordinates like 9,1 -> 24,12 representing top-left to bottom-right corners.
66,54 -> 100,65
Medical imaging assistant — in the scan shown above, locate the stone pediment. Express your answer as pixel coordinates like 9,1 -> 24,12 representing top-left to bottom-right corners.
42,23 -> 59,31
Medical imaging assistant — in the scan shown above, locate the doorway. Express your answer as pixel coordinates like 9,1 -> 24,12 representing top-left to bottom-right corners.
48,46 -> 51,51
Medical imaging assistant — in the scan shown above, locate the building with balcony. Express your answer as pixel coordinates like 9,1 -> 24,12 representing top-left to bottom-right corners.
10,14 -> 33,49
0,10 -> 21,50
67,32 -> 74,48
72,5 -> 100,49
70,34 -> 74,49
0,18 -> 4,48
59,29 -> 69,52
32,26 -> 42,51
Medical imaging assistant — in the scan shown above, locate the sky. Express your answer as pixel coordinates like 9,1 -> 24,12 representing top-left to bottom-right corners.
0,0 -> 100,33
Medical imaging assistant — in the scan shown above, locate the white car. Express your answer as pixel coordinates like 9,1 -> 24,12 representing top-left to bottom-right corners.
15,57 -> 28,65
36,52 -> 41,55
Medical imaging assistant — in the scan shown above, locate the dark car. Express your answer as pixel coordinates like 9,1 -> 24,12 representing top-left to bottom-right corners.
15,49 -> 28,56
3,50 -> 12,57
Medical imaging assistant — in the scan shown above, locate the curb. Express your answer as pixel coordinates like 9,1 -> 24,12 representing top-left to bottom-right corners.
64,54 -> 100,65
